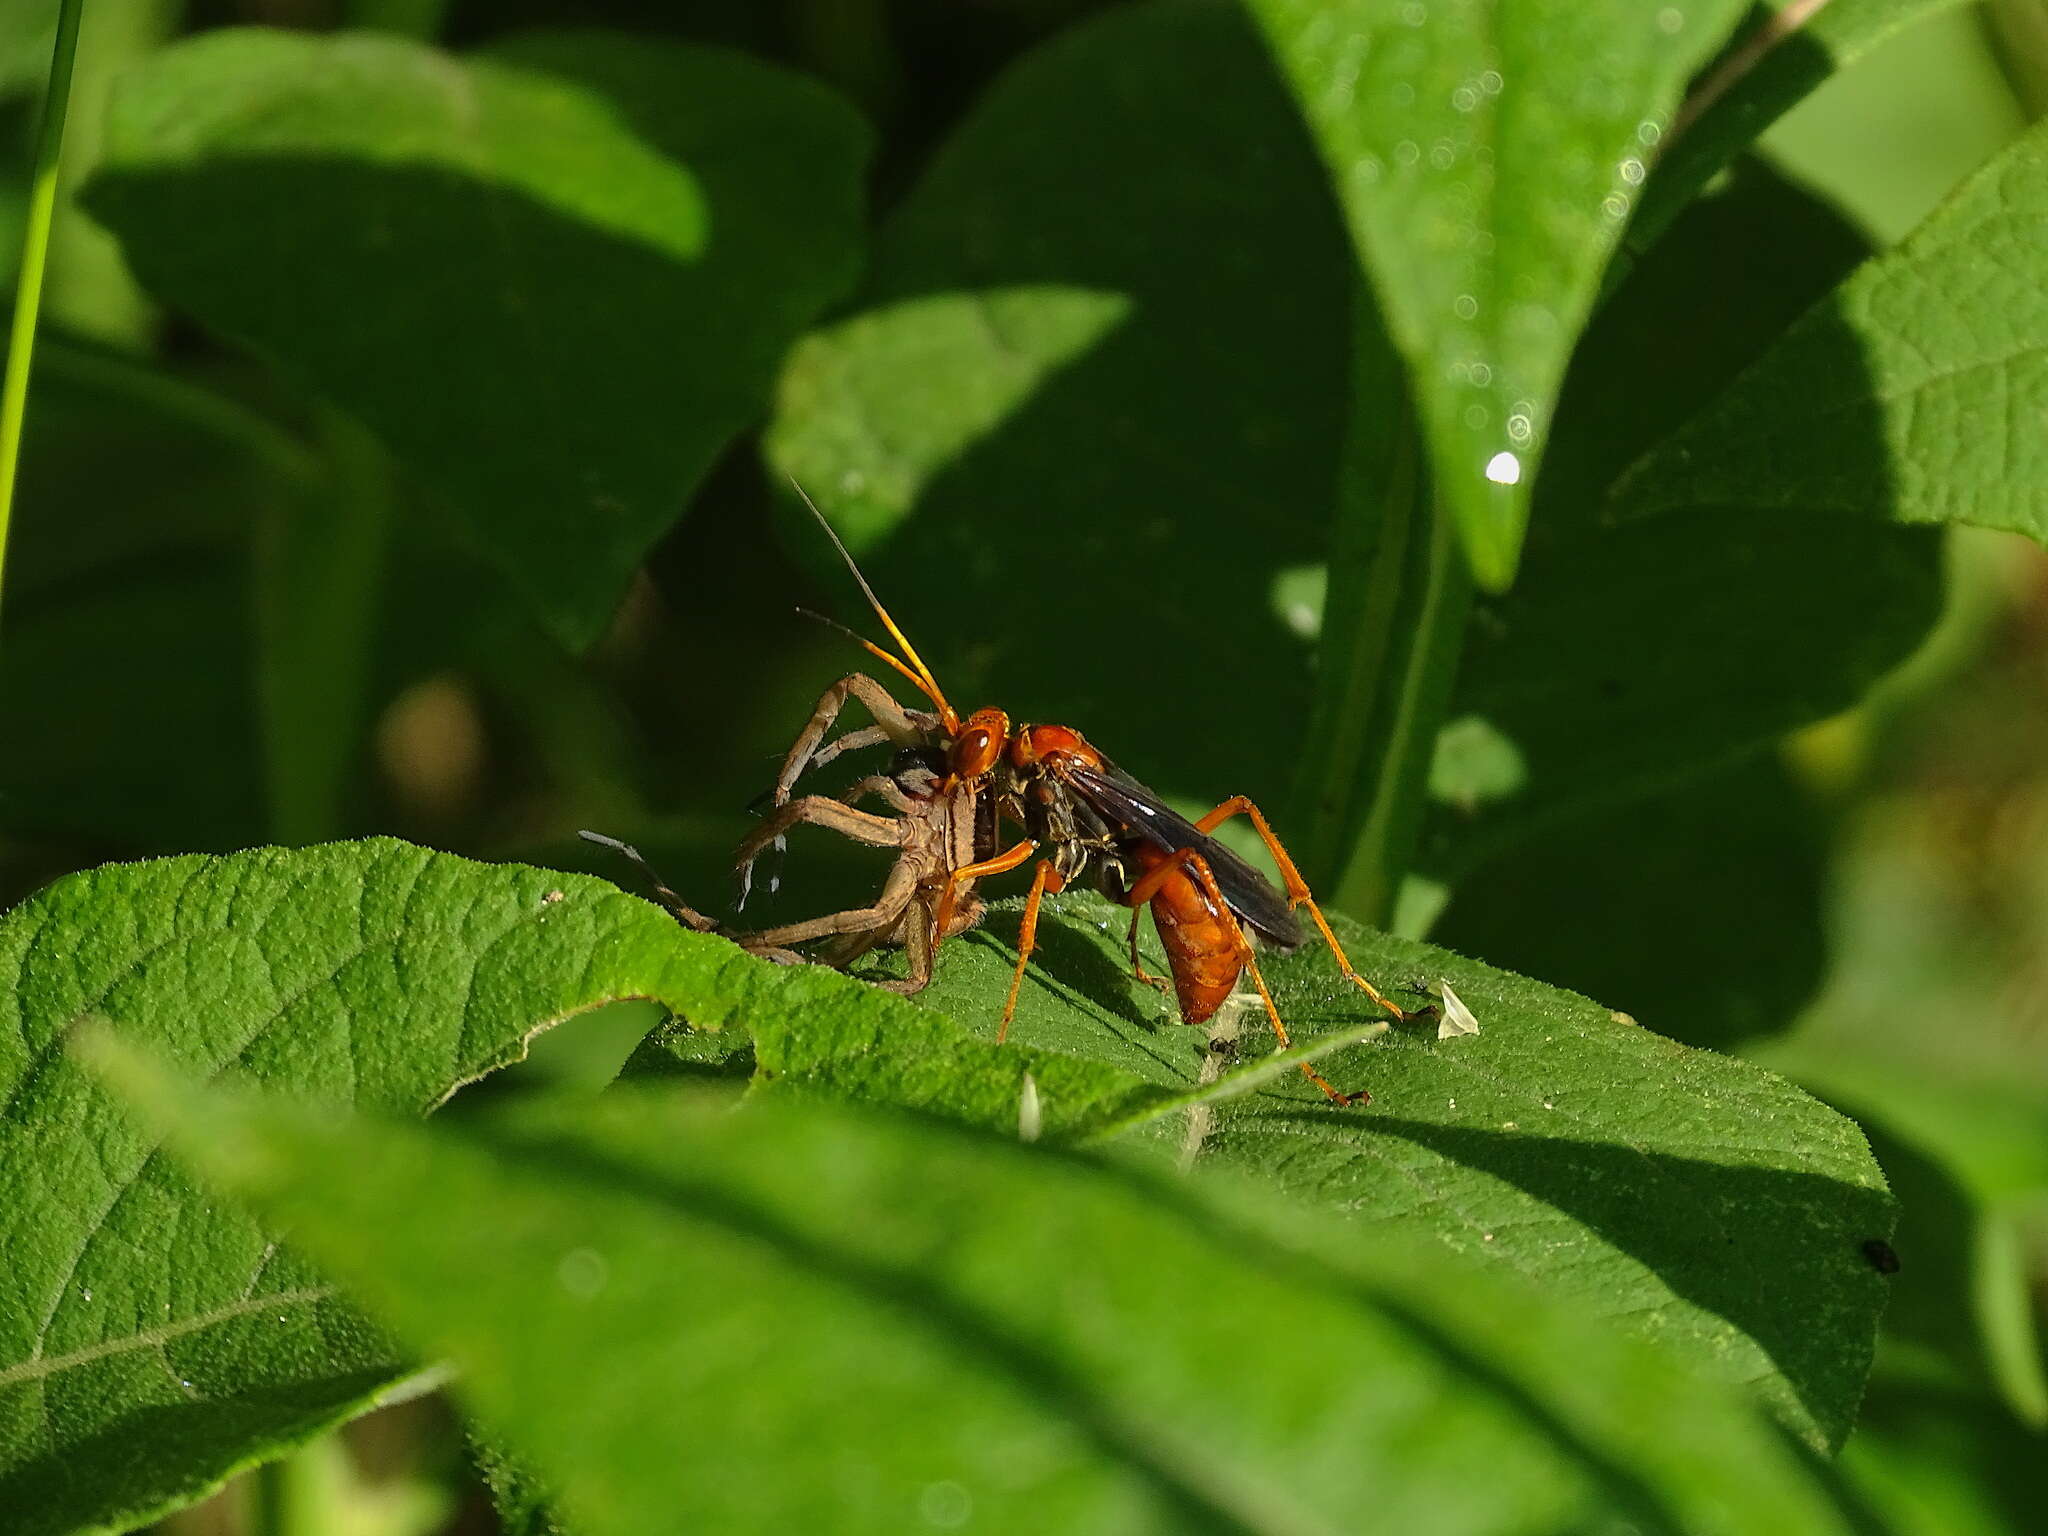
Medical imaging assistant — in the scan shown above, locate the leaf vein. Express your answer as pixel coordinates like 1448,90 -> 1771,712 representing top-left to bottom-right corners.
0,1285 -> 336,1390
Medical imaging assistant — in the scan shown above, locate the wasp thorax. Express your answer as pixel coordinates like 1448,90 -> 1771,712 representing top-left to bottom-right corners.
1010,723 -> 1097,769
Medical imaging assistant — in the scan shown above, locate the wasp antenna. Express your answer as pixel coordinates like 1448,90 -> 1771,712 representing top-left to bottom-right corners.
790,605 -> 942,709
787,477 -> 960,731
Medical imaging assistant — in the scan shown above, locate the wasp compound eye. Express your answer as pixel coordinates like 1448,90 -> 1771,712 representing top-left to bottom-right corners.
950,708 -> 1011,778
952,728 -> 1001,778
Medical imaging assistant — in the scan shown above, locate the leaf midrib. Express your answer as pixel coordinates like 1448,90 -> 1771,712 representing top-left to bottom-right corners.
0,1284 -> 337,1391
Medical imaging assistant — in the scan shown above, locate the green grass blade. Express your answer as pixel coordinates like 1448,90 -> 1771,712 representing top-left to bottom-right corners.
0,0 -> 86,628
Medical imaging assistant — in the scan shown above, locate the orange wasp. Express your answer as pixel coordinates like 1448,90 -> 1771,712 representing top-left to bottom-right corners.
761,487 -> 1417,1104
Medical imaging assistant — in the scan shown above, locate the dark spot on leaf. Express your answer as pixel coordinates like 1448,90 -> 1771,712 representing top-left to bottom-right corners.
1860,1238 -> 1900,1275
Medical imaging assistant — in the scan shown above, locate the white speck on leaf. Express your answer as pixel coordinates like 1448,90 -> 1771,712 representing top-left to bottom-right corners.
1438,980 -> 1481,1039
1018,1072 -> 1042,1144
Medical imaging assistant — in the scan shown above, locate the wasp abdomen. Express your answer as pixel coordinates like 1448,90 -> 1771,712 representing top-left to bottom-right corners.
1134,844 -> 1245,1026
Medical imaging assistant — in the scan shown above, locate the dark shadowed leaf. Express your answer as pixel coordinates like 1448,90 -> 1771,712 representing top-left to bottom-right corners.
1423,161 -> 1940,870
1430,752 -> 1828,1052
87,28 -> 868,648
765,0 -> 1356,804
1619,120 -> 2048,551
766,19 -> 1934,882
0,344 -> 302,855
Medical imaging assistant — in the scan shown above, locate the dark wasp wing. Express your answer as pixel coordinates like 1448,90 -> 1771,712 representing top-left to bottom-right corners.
1061,759 -> 1304,951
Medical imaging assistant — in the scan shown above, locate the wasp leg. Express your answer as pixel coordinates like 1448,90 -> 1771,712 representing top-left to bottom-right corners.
994,856 -> 1063,1045
1122,907 -> 1172,992
1191,795 -> 1414,1023
1124,846 -> 1365,1107
931,837 -> 1036,973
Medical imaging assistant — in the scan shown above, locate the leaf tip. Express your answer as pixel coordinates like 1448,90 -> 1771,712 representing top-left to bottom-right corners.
1454,497 -> 1522,594
1428,439 -> 1529,591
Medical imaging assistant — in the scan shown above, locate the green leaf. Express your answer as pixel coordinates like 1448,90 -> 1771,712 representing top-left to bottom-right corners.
764,0 -> 1356,804
0,839 -> 754,1534
0,345 -> 302,854
1758,1049 -> 2048,1431
1749,2 -> 2026,245
0,834 -> 1892,1533
86,28 -> 869,649
1634,0 -> 1975,250
823,885 -> 1891,1453
630,939 -> 1387,1149
0,0 -> 60,99
1617,117 -> 2048,547
1431,753 -> 1828,1052
1241,0 -> 1749,586
1994,0 -> 2048,117
96,1052 -> 1872,1536
468,1424 -> 573,1536
1421,160 -> 1940,870
1841,1374 -> 2045,1536
764,12 -> 1933,884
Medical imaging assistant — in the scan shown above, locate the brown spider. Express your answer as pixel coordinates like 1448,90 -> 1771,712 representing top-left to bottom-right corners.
582,744 -> 996,995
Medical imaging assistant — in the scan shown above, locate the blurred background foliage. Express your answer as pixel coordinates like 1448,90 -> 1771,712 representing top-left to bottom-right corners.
0,0 -> 2041,1531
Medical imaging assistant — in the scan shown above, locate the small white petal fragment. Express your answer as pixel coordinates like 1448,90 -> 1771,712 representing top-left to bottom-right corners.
1483,450 -> 1522,485
1017,1071 -> 1043,1144
1438,980 -> 1481,1040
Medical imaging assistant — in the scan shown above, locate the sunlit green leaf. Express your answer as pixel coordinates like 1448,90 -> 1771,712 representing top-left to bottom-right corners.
782,884 -> 1896,1453
97,1051 -> 1872,1536
1241,0 -> 1749,585
0,841 -> 746,1533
